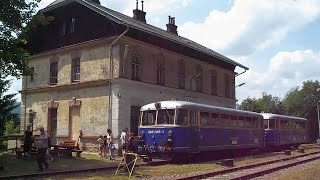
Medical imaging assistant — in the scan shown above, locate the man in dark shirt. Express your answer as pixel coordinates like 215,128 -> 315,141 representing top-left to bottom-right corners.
23,126 -> 33,157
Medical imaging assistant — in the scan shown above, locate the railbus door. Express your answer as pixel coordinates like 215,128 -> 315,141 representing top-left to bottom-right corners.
189,110 -> 198,152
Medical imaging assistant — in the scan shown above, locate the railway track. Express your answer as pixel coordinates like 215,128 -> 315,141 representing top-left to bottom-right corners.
175,151 -> 320,180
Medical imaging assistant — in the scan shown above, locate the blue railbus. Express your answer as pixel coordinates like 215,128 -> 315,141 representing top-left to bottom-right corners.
262,113 -> 307,149
138,101 -> 264,160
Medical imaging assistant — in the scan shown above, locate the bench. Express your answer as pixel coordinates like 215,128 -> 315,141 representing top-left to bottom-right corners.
51,143 -> 81,158
11,148 -> 38,158
72,149 -> 83,158
51,148 -> 72,158
298,148 -> 305,153
216,159 -> 234,167
62,140 -> 76,147
15,149 -> 23,159
285,150 -> 292,155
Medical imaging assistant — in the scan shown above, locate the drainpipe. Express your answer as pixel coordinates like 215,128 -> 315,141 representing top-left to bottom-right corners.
108,25 -> 130,129
23,61 -> 29,133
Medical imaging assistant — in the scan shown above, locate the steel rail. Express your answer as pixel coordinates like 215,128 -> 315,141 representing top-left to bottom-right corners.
175,151 -> 320,180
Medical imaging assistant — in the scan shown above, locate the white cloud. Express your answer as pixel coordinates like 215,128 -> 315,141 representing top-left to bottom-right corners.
236,49 -> 320,102
179,0 -> 320,56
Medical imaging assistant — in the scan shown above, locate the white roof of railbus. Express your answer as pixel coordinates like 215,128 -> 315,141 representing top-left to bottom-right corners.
141,101 -> 262,117
261,113 -> 307,121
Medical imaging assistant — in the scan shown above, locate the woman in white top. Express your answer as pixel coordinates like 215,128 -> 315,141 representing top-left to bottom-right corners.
107,129 -> 115,160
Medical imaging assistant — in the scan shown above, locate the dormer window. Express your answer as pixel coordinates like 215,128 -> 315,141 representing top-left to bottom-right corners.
69,17 -> 75,33
61,17 -> 76,36
61,21 -> 66,36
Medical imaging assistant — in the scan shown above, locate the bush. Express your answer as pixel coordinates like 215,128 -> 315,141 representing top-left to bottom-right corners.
1,119 -> 19,149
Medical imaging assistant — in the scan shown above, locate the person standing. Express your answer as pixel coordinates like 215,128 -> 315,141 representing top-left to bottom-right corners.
35,127 -> 49,171
120,128 -> 128,156
23,125 -> 33,157
76,130 -> 84,150
46,132 -> 54,162
106,129 -> 115,160
97,135 -> 104,157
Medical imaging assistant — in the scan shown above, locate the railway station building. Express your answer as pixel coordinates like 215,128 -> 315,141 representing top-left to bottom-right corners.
20,0 -> 248,151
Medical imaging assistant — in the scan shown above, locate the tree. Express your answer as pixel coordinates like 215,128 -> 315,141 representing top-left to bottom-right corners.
0,0 -> 41,78
0,78 -> 19,149
239,92 -> 284,114
283,80 -> 320,142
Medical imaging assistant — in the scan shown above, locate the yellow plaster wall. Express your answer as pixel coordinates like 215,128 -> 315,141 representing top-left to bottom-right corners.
23,86 -> 109,138
23,40 -> 110,90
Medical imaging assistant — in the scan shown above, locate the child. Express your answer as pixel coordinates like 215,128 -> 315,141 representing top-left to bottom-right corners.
97,135 -> 104,157
107,129 -> 115,160
102,135 -> 108,158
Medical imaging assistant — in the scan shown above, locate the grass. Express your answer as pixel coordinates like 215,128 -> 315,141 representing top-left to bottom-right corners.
43,161 -> 222,180
1,144 -> 319,179
0,151 -> 118,177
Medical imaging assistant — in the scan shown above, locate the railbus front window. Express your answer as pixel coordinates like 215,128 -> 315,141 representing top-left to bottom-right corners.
176,109 -> 188,125
157,109 -> 175,125
263,119 -> 268,129
246,117 -> 253,128
269,119 -> 276,129
200,112 -> 210,126
141,110 -> 156,126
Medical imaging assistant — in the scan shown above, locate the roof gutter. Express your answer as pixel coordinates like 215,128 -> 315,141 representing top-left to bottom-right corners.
235,69 -> 247,77
108,25 -> 130,129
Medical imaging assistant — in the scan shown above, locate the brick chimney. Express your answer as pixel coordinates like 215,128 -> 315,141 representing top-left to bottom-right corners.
166,16 -> 178,35
91,0 -> 100,4
133,0 -> 146,23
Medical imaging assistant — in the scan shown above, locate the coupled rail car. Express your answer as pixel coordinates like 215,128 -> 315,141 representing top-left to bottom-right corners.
137,101 -> 309,161
137,101 -> 265,160
262,113 -> 308,150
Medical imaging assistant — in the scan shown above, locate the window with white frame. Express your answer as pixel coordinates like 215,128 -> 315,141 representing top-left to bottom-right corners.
178,60 -> 185,89
156,60 -> 165,85
131,54 -> 141,80
71,58 -> 80,82
195,65 -> 202,92
211,70 -> 217,95
50,62 -> 58,85
225,74 -> 230,98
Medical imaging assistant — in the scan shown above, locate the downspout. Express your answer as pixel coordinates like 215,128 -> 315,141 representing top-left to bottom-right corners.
23,61 -> 28,133
108,25 -> 130,129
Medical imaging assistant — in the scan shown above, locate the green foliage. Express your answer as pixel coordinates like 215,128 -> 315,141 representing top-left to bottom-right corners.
0,0 -> 41,78
3,120 -> 19,137
1,119 -> 19,148
240,80 -> 320,142
239,92 -> 284,114
283,80 -> 320,142
0,78 -> 19,149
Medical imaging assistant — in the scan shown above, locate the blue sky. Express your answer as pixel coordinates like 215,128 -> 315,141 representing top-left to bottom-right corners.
7,0 -> 320,103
